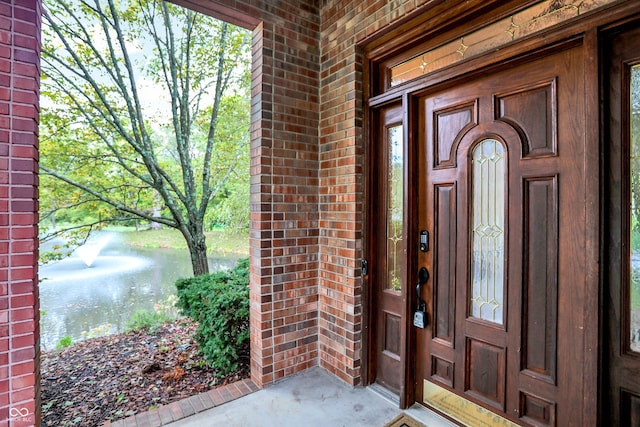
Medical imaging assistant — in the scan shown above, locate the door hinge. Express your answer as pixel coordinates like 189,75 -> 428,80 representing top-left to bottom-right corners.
361,259 -> 369,276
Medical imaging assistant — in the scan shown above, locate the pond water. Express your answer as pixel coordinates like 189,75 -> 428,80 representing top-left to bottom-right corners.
39,232 -> 242,350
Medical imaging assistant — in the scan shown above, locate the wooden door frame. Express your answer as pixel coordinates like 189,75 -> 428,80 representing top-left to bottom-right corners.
364,102 -> 413,402
600,20 -> 640,425
362,1 -> 640,422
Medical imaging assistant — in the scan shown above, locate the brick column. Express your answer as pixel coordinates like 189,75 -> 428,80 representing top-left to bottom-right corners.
0,0 -> 41,426
248,21 -> 276,387
248,10 -> 321,386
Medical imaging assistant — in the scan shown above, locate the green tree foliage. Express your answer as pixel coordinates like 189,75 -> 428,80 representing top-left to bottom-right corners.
204,93 -> 251,232
175,258 -> 249,375
40,0 -> 250,275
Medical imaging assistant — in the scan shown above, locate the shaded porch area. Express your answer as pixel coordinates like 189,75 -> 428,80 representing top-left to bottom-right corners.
111,367 -> 457,427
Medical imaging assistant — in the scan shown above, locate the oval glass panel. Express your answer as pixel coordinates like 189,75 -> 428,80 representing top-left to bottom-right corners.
470,139 -> 506,324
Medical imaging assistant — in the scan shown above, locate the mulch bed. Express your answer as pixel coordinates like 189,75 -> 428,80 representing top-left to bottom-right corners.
40,318 -> 249,426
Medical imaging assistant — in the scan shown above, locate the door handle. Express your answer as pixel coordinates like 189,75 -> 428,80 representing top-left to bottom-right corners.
418,266 -> 429,283
416,266 -> 429,300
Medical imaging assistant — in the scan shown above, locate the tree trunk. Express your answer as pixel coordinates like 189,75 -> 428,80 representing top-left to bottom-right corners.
185,228 -> 209,276
151,205 -> 162,230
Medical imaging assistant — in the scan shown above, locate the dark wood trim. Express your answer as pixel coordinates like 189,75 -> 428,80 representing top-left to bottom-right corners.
398,91 -> 415,409
364,106 -> 380,387
367,0 -> 639,101
400,94 -> 411,407
369,35 -> 584,109
582,27 -> 602,426
167,0 -> 261,29
601,21 -> 640,426
402,91 -> 423,409
371,0 -> 540,91
362,0 -> 538,62
361,43 -> 373,387
357,0 -> 447,52
596,24 -> 607,426
599,2 -> 640,32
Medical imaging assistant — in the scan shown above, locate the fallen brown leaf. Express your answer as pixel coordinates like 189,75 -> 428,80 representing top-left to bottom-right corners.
40,318 -> 248,426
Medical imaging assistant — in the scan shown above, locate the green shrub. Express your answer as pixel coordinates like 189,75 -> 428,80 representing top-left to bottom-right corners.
126,310 -> 170,332
56,336 -> 73,349
176,258 -> 249,375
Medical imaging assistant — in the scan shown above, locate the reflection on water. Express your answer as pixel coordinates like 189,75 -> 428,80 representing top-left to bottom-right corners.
39,232 -> 241,350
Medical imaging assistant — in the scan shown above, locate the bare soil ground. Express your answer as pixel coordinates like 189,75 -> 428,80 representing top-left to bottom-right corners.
40,319 -> 248,426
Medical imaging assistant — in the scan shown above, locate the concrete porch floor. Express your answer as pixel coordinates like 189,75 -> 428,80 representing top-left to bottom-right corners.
163,367 -> 457,427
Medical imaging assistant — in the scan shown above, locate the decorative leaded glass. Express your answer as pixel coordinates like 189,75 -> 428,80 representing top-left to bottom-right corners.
387,125 -> 404,292
390,0 -> 617,87
470,139 -> 506,324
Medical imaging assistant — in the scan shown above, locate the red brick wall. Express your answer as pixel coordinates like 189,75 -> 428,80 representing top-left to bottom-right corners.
247,13 -> 321,386
318,0 -> 433,385
0,0 -> 41,425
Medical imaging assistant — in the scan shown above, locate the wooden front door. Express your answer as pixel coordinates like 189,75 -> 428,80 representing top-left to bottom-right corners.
604,25 -> 640,426
414,45 -> 588,425
370,103 -> 407,397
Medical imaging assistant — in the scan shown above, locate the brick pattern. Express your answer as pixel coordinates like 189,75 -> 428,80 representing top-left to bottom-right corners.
0,0 -> 41,426
241,1 -> 321,388
317,0 -> 433,385
107,378 -> 259,427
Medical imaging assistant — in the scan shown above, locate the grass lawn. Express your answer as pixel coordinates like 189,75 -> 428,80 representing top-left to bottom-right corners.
119,228 -> 249,256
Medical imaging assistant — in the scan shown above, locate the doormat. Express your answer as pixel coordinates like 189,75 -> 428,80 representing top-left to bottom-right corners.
384,413 -> 427,427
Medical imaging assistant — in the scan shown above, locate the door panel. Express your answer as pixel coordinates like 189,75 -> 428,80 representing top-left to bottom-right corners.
372,104 -> 406,396
416,46 -> 586,426
604,26 -> 640,427
522,176 -> 558,381
433,183 -> 456,345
